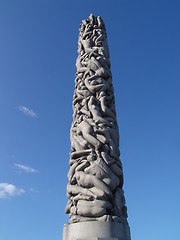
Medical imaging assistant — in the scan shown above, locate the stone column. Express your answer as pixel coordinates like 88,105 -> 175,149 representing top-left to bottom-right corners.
63,14 -> 131,240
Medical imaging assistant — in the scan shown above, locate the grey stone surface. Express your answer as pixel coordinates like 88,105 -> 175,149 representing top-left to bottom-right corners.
63,221 -> 131,240
64,13 -> 131,240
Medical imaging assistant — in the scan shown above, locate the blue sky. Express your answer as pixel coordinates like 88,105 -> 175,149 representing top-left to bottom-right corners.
0,1 -> 180,239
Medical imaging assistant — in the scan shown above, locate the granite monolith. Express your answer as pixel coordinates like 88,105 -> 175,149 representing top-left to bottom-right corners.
63,14 -> 131,240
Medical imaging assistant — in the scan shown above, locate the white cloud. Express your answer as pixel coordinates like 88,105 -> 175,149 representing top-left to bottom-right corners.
0,183 -> 25,199
18,106 -> 37,117
14,163 -> 38,173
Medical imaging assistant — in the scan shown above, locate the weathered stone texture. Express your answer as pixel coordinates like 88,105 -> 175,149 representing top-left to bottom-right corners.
65,14 -> 129,226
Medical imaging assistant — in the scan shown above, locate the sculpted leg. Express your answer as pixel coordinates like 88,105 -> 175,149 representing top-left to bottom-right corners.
73,171 -> 112,197
100,95 -> 116,120
74,199 -> 112,217
67,184 -> 96,199
79,120 -> 101,148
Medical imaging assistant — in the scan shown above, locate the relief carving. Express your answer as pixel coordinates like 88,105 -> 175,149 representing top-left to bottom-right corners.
65,14 -> 128,224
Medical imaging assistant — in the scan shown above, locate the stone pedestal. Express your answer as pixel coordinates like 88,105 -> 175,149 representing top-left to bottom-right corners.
63,221 -> 131,240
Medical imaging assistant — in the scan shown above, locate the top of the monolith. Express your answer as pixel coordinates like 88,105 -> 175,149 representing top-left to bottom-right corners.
81,13 -> 105,29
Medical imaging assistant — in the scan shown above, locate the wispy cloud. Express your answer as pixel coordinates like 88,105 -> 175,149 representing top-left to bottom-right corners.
14,163 -> 38,173
0,183 -> 25,199
29,188 -> 38,193
18,106 -> 37,117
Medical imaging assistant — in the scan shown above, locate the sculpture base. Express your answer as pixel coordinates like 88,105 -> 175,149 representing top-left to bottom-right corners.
63,221 -> 131,240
